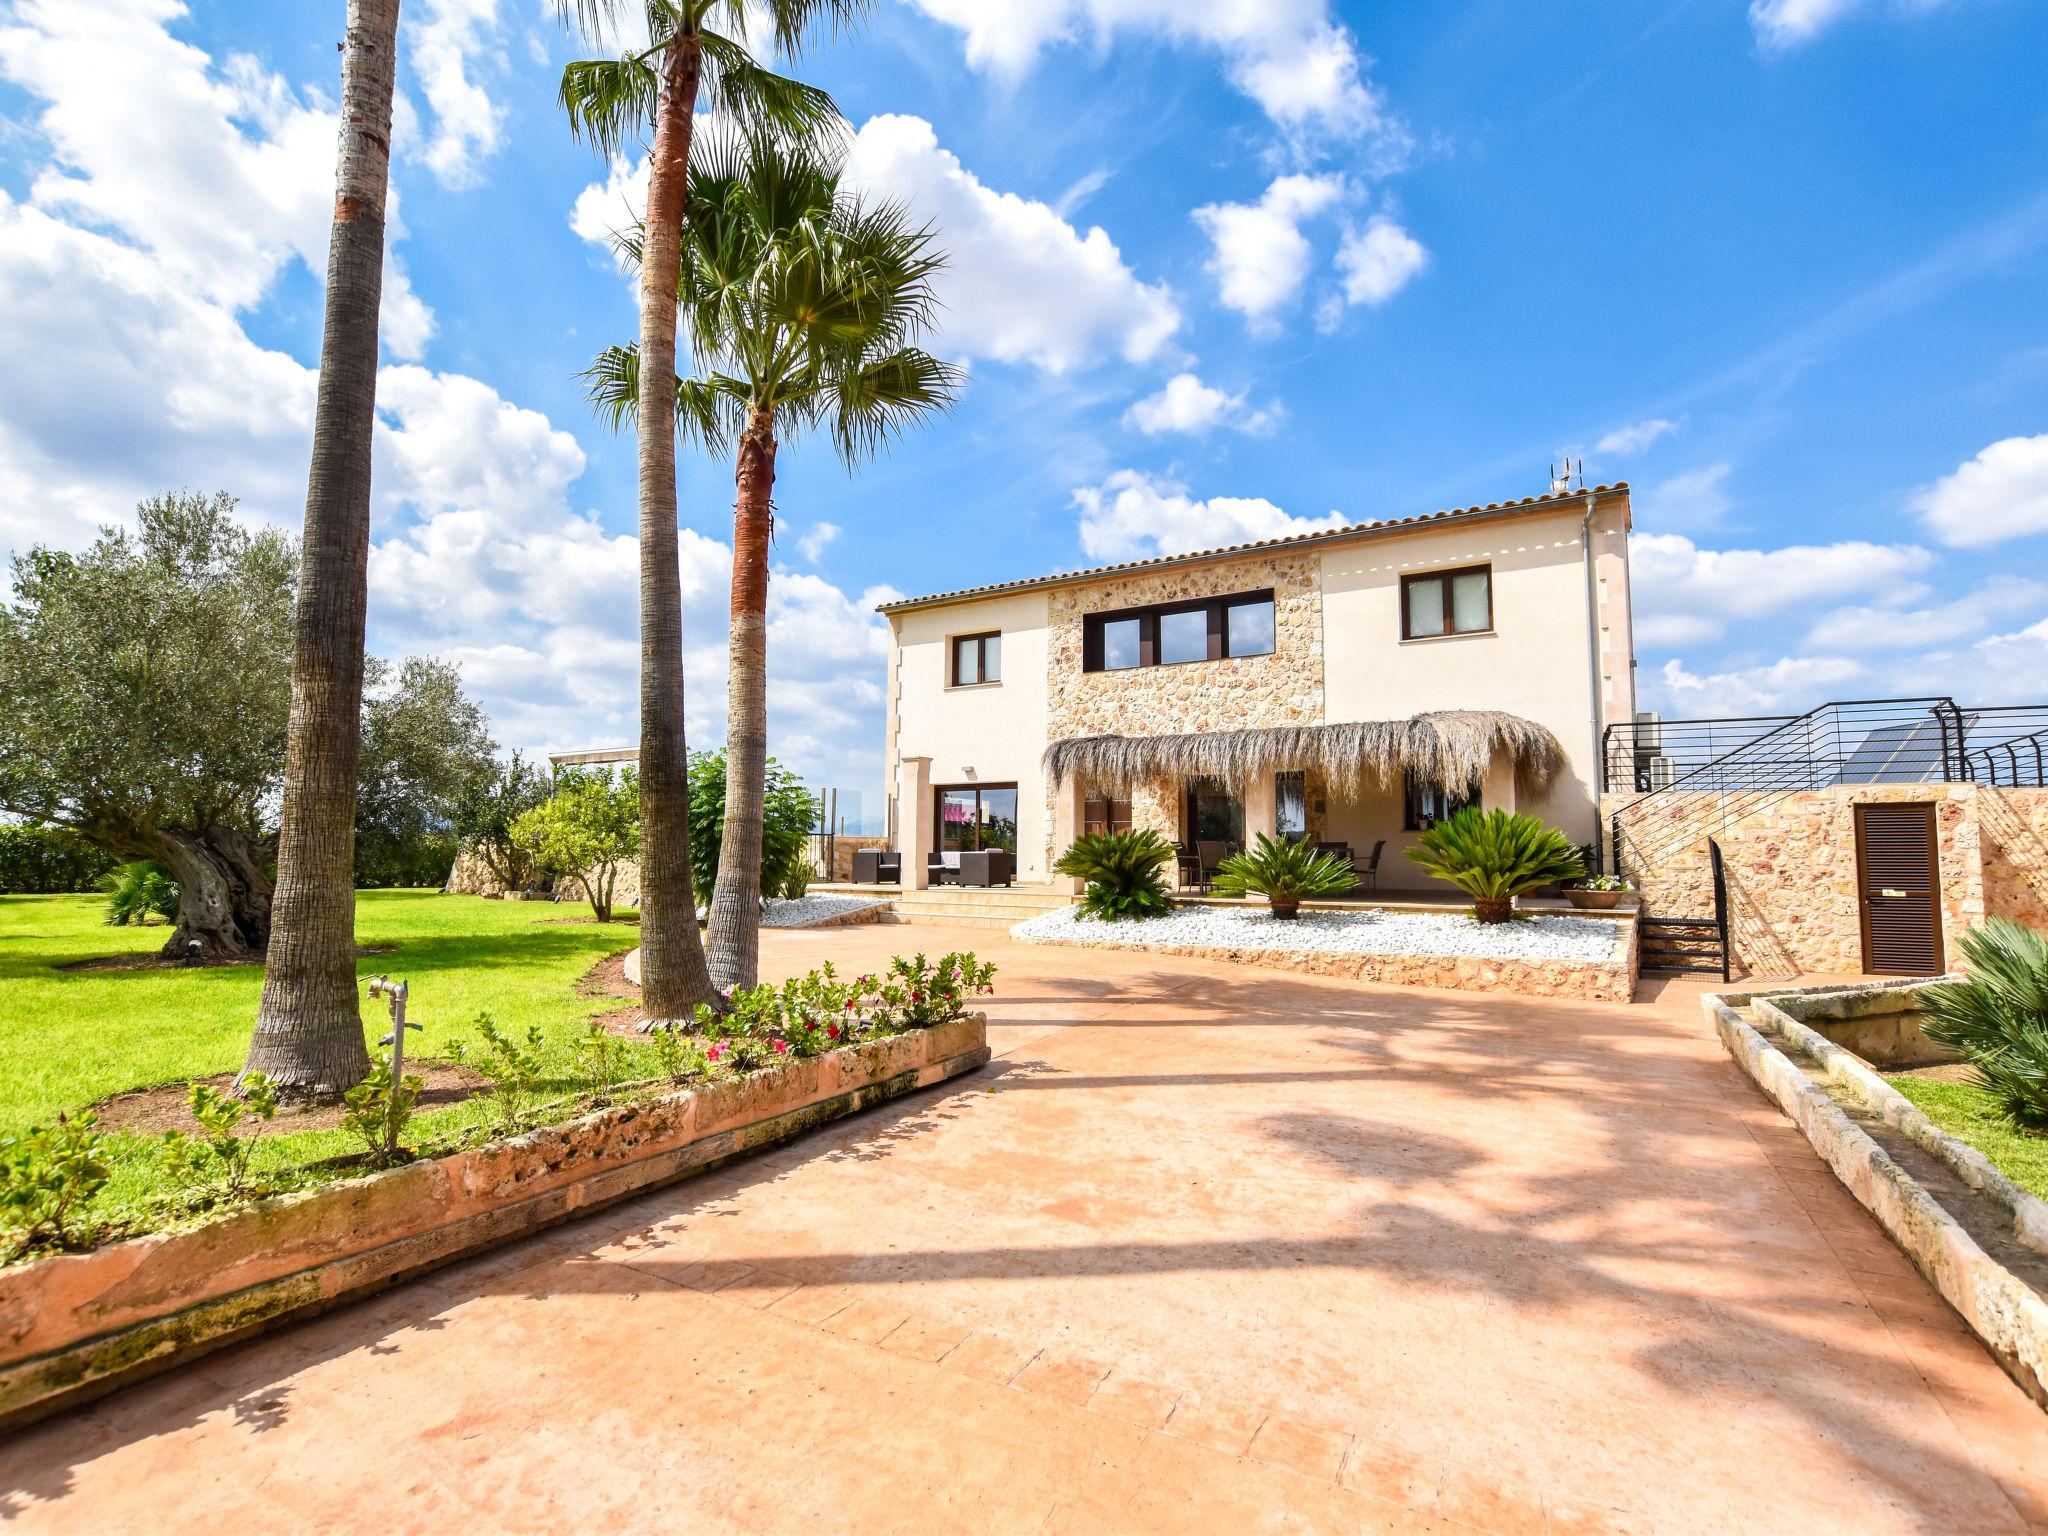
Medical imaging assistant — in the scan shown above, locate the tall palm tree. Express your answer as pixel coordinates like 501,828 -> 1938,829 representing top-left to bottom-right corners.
242,0 -> 403,1095
589,129 -> 959,989
555,0 -> 860,1023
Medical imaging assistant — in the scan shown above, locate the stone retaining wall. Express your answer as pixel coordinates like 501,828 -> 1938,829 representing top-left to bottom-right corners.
1617,785 -> 2048,978
1030,921 -> 1637,1003
0,1018 -> 990,1432
1707,988 -> 2048,1406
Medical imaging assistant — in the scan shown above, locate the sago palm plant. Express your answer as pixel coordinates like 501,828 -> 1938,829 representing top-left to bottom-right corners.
1054,830 -> 1177,922
1212,834 -> 1356,920
1919,918 -> 2048,1131
1406,807 -> 1584,923
589,128 -> 958,988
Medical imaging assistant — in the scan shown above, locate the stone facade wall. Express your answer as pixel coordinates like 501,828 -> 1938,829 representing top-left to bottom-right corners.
1619,784 -> 2048,977
1044,552 -> 1324,862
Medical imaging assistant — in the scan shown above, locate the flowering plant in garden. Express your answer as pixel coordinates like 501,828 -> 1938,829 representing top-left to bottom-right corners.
687,952 -> 996,1060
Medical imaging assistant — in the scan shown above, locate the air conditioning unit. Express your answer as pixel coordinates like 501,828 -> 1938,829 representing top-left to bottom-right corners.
1647,755 -> 1678,791
1633,711 -> 1663,752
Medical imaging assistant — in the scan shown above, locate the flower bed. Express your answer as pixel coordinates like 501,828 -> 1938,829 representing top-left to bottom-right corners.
1011,905 -> 1637,1002
0,1014 -> 991,1431
761,894 -> 887,928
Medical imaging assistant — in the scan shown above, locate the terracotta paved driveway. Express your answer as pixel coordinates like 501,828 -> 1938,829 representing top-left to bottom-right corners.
5,928 -> 2046,1534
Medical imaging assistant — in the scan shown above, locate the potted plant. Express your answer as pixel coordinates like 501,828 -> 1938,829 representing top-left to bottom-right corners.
1211,833 -> 1357,920
1406,808 -> 1585,924
1565,873 -> 1632,910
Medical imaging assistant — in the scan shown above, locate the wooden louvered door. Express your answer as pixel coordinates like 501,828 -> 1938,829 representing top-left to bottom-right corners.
1855,803 -> 1944,976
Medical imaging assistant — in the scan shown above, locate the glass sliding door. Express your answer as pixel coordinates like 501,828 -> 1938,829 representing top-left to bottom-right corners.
1184,777 -> 1243,847
934,784 -> 1018,854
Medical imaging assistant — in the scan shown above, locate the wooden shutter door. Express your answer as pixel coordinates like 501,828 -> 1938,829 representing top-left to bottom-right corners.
1854,803 -> 1944,976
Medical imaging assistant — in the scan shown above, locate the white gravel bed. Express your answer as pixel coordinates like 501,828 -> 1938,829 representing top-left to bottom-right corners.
1010,902 -> 1623,963
761,894 -> 887,928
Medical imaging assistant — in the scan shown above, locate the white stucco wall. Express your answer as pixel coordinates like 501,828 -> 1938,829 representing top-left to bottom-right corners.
888,590 -> 1054,879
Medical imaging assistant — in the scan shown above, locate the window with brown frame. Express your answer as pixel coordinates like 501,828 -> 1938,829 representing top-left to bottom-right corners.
950,631 -> 1001,686
1403,772 -> 1479,831
1401,564 -> 1492,639
1081,589 -> 1275,673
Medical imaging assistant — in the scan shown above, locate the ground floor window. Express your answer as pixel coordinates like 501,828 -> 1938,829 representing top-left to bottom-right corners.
1083,794 -> 1131,836
1185,777 -> 1243,847
1403,772 -> 1479,831
936,784 -> 1018,854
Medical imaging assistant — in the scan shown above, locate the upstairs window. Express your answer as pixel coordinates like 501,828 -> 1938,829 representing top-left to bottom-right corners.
1402,564 -> 1492,639
951,631 -> 1001,686
1082,590 -> 1276,672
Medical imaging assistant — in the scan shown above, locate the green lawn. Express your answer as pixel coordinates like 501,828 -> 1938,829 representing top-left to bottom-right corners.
0,890 -> 662,1225
1888,1074 -> 2048,1201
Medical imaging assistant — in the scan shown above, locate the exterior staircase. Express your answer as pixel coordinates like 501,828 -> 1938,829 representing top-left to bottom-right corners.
812,881 -> 1074,932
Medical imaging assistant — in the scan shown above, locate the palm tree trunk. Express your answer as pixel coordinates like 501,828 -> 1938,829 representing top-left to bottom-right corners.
707,408 -> 777,990
242,0 -> 401,1096
634,30 -> 721,1025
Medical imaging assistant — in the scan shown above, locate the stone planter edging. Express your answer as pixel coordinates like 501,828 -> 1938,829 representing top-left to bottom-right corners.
1705,992 -> 2048,1407
1017,919 -> 1636,1003
1749,989 -> 2048,1254
0,1016 -> 990,1432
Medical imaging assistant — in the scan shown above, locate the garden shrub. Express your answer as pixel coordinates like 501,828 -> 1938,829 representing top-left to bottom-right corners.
510,767 -> 640,921
340,1057 -> 423,1166
1212,834 -> 1356,918
687,750 -> 816,906
0,1113 -> 112,1256
446,1013 -> 548,1132
159,1075 -> 279,1200
1054,829 -> 1176,921
1920,918 -> 2048,1131
103,861 -> 179,926
1406,807 -> 1585,923
0,824 -> 116,894
574,1021 -> 632,1102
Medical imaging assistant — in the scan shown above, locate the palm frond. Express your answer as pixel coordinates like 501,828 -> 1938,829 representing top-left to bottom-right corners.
829,348 -> 961,465
731,0 -> 875,59
698,30 -> 846,149
559,54 -> 663,157
580,344 -> 746,450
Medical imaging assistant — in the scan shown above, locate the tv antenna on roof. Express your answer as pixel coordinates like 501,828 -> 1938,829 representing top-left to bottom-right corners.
1549,455 -> 1583,496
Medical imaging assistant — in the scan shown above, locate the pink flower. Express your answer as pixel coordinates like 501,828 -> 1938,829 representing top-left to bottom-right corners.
827,1024 -> 841,1041
772,1037 -> 790,1055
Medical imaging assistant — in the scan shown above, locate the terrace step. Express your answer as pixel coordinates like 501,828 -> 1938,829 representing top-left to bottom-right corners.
1639,916 -> 1726,976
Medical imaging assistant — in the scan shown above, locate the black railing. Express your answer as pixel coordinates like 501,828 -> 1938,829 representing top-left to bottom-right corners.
1602,712 -> 1797,795
1611,697 -> 2048,892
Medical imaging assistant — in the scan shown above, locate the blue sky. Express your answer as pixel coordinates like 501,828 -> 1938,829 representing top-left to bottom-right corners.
2,0 -> 2045,814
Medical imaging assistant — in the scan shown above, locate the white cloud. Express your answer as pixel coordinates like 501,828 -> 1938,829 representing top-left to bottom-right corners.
405,0 -> 506,188
795,522 -> 841,563
1072,469 -> 1347,561
1333,215 -> 1426,308
1650,654 -> 1867,714
1193,173 -> 1345,331
1123,373 -> 1279,437
1802,576 -> 2048,652
1969,615 -> 2048,700
1595,418 -> 1680,456
902,1 -> 1392,141
569,153 -> 649,266
842,115 -> 1181,373
1629,531 -> 1934,644
1750,0 -> 1865,49
0,0 -> 432,359
1911,434 -> 2048,547
1640,463 -> 1735,531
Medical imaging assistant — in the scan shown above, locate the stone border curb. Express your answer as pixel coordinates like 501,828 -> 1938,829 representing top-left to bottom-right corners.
1016,918 -> 1637,1003
0,1017 -> 989,1432
1705,992 -> 2048,1407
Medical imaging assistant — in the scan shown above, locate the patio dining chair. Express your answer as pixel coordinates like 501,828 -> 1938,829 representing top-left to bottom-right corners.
1196,839 -> 1229,891
1353,839 -> 1385,892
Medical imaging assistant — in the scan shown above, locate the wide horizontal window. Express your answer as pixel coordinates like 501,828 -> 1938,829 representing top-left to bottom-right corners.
1402,565 -> 1491,639
1082,590 -> 1276,672
951,631 -> 1001,686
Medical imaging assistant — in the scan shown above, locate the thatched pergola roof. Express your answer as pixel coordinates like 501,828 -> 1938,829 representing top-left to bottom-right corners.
1042,711 -> 1566,797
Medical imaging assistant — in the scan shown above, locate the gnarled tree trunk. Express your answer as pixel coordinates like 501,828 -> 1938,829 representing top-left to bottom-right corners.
707,407 -> 778,991
153,828 -> 274,959
243,0 -> 400,1096
634,30 -> 722,1025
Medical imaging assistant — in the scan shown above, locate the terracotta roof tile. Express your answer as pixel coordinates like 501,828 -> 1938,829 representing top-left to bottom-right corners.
876,483 -> 1630,614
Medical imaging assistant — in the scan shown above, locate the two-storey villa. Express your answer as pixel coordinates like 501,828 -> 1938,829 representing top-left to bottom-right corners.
877,482 -> 1637,891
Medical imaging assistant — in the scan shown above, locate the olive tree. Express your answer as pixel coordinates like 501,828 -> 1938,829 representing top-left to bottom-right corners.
511,768 -> 641,922
0,492 -> 500,956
